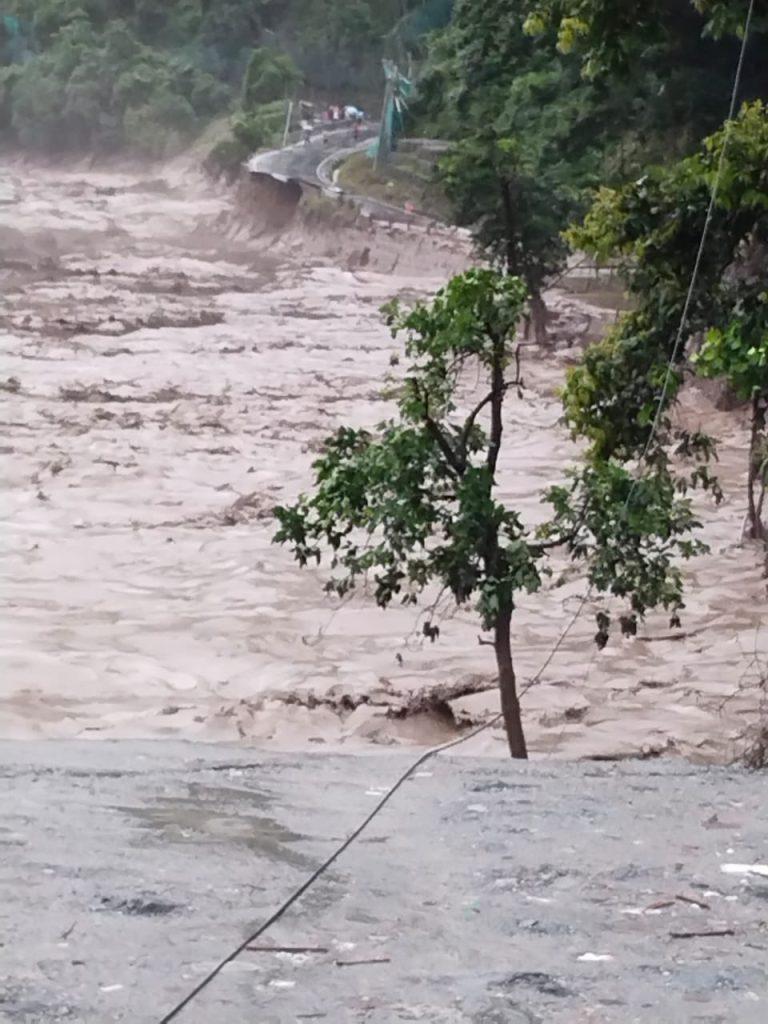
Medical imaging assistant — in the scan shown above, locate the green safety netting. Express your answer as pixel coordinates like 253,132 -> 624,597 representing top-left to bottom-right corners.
368,59 -> 413,161
371,1 -> 452,160
1,14 -> 31,64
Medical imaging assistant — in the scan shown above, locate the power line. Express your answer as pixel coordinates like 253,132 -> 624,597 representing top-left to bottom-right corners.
521,0 -> 756,702
157,713 -> 501,1024
157,6 -> 755,1019
634,0 -> 755,472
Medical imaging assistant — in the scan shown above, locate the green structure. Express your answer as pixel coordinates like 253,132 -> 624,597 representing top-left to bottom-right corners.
374,59 -> 412,170
0,14 -> 30,64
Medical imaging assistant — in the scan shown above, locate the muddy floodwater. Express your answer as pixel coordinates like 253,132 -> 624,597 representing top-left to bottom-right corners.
1,164 -> 766,760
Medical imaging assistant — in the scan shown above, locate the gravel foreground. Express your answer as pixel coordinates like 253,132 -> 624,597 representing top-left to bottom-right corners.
1,742 -> 766,1023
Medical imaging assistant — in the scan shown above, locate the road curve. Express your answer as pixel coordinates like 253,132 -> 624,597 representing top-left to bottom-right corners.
247,124 -> 377,189
247,126 -> 444,225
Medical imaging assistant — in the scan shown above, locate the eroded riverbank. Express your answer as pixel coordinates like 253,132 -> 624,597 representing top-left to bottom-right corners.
1,164 -> 766,759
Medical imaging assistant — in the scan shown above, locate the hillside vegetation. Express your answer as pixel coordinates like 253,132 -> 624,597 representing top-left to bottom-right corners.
0,0 -> 446,156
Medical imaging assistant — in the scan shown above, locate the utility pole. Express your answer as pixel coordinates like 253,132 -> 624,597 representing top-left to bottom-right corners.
282,99 -> 294,148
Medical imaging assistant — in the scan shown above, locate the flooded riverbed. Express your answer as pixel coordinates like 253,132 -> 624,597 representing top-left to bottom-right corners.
1,165 -> 765,759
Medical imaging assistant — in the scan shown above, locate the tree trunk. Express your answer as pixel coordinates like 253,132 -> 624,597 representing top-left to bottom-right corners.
747,392 -> 767,542
494,606 -> 528,759
529,289 -> 548,345
499,179 -> 517,279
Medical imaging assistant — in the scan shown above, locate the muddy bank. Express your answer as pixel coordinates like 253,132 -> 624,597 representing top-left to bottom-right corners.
0,164 -> 766,760
226,167 -> 473,278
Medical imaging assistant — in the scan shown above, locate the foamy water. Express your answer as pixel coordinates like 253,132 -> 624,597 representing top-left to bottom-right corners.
1,165 -> 765,759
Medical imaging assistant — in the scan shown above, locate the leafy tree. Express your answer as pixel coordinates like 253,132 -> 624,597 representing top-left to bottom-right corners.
413,0 -> 619,341
522,0 -> 768,77
521,0 -> 768,184
274,269 -> 704,757
242,47 -> 302,109
564,100 -> 768,540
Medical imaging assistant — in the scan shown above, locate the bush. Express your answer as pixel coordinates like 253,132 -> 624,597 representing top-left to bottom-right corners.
231,101 -> 285,150
124,93 -> 197,157
203,136 -> 250,182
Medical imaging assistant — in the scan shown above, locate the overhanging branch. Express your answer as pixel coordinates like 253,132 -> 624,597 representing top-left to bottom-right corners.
412,380 -> 464,478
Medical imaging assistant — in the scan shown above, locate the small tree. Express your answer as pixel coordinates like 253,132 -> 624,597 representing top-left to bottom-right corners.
274,269 -> 704,758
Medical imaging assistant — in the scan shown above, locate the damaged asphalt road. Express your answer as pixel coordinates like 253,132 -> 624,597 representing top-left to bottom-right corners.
1,742 -> 767,1023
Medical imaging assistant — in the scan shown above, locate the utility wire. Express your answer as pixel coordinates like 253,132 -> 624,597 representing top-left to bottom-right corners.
634,0 -> 755,472
157,713 -> 501,1024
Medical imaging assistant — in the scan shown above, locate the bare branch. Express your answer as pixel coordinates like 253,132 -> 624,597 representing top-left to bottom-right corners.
529,530 -> 580,555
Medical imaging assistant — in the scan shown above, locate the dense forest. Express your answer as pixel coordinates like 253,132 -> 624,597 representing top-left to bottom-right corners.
0,0 -> 449,155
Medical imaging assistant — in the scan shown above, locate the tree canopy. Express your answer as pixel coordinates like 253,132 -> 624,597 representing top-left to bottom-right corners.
566,100 -> 768,538
275,270 -> 705,757
0,0 -> 433,154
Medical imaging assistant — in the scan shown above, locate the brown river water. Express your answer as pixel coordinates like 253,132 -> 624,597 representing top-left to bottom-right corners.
1,164 -> 766,760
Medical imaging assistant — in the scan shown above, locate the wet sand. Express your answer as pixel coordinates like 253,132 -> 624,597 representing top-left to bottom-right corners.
1,165 -> 765,760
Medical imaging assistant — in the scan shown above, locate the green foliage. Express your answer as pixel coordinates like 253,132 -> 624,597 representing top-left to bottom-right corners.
242,47 -> 301,109
547,461 -> 705,618
517,0 -> 768,192
565,100 -> 768,538
522,0 -> 767,77
0,0 -> 433,155
230,101 -> 285,150
2,13 -> 228,154
274,270 -> 539,628
411,0 -> 644,324
274,268 -> 703,661
695,319 -> 768,399
565,100 -> 768,452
